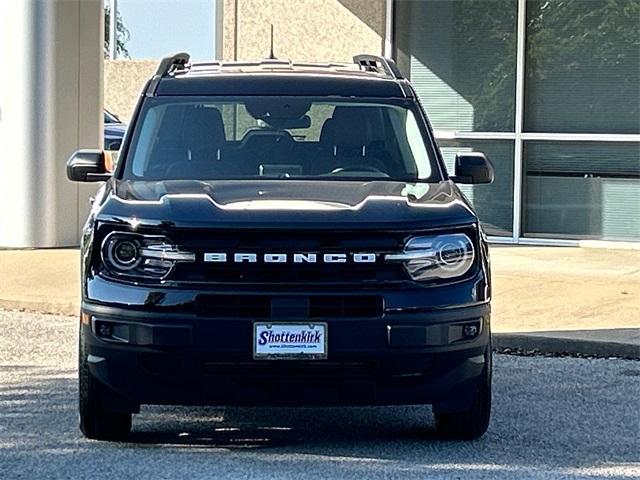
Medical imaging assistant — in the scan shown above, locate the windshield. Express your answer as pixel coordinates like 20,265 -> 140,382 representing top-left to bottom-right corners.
121,96 -> 440,182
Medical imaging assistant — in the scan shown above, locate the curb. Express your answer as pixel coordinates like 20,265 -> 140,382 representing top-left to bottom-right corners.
494,333 -> 640,360
0,299 -> 78,317
578,240 -> 640,251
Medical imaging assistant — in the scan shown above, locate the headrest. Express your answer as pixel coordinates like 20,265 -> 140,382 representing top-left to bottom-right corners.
156,105 -> 187,144
319,118 -> 336,145
330,108 -> 370,149
182,107 -> 226,148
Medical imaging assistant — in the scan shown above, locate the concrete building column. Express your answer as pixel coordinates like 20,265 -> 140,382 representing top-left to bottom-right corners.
0,0 -> 103,247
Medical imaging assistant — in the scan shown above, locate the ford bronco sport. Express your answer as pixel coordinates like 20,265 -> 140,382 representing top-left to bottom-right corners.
67,52 -> 495,441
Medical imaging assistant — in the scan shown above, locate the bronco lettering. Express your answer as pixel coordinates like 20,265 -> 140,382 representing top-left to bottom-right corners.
204,252 -> 377,263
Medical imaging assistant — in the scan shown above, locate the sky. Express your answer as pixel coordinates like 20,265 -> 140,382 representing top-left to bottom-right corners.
116,0 -> 216,61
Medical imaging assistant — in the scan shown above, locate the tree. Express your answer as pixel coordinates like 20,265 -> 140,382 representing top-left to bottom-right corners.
104,3 -> 130,59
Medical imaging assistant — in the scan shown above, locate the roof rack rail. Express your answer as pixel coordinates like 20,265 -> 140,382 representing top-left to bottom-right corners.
155,52 -> 191,76
353,54 -> 403,80
146,52 -> 191,96
227,58 -> 293,68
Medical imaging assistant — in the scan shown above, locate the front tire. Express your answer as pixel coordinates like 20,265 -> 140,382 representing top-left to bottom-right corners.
79,333 -> 132,441
433,349 -> 492,440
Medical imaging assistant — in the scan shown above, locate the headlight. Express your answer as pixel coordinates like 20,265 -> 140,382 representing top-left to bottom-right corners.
101,232 -> 195,279
385,233 -> 475,281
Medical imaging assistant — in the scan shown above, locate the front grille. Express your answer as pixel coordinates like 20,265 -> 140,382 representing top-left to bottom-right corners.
309,295 -> 382,318
169,229 -> 409,284
196,294 -> 383,318
196,295 -> 271,318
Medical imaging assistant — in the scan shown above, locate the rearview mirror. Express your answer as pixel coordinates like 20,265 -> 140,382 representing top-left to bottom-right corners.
450,152 -> 494,184
66,149 -> 111,182
260,114 -> 311,130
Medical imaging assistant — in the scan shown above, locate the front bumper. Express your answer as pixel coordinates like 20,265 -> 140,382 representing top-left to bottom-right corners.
81,299 -> 491,410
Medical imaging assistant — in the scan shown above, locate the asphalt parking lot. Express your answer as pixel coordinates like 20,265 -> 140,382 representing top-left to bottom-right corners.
0,310 -> 638,480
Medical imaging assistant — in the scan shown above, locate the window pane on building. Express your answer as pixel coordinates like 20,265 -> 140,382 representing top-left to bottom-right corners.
523,142 -> 640,240
395,0 -> 517,132
438,140 -> 514,236
524,0 -> 640,134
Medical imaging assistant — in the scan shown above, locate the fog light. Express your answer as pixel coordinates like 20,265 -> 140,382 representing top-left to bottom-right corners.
96,321 -> 113,338
94,320 -> 130,343
463,322 -> 480,339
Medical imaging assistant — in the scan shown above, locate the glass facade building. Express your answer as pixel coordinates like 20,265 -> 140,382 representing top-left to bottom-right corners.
394,0 -> 639,242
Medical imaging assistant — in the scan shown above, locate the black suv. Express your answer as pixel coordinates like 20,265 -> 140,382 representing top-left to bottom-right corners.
67,53 -> 495,441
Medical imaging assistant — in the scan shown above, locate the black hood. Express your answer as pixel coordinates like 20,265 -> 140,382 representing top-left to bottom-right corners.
96,180 -> 477,230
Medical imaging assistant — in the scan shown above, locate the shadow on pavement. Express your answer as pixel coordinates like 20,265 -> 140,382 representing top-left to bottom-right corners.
1,357 -> 639,480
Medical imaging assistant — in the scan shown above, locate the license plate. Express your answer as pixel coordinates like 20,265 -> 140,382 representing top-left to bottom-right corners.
253,322 -> 328,360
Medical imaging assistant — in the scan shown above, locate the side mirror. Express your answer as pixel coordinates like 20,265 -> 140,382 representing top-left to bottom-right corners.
450,152 -> 494,184
66,149 -> 111,182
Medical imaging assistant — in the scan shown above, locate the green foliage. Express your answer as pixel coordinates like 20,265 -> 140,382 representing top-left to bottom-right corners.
104,4 -> 130,59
